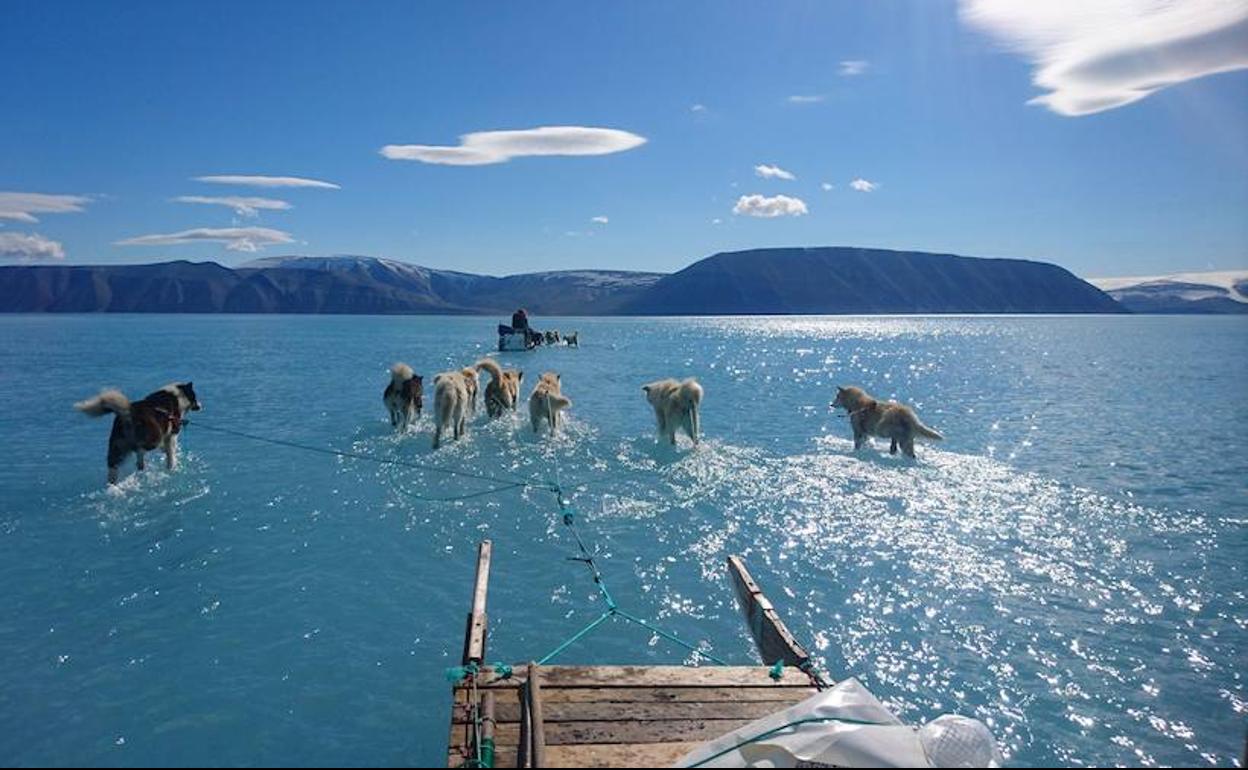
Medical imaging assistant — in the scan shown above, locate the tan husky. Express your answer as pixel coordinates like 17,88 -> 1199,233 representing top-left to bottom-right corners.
476,358 -> 524,419
529,372 -> 572,435
832,385 -> 943,458
432,368 -> 477,448
642,378 -> 703,445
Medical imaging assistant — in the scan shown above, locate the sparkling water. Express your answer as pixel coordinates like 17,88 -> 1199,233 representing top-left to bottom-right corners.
0,314 -> 1243,767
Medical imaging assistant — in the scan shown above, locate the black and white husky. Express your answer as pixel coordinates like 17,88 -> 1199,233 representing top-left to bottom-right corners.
383,363 -> 423,432
75,382 -> 202,485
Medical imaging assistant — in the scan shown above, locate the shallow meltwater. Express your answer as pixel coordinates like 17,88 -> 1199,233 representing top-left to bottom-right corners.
0,315 -> 1244,767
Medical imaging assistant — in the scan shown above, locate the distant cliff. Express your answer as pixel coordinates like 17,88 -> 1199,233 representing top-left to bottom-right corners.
619,247 -> 1124,315
0,248 -> 1125,315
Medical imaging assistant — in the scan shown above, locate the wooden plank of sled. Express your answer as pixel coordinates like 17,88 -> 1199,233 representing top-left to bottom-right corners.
727,555 -> 812,668
543,741 -> 703,767
476,717 -> 759,746
499,665 -> 813,688
527,663 -> 547,767
462,540 -> 493,666
455,697 -> 808,725
456,684 -> 813,705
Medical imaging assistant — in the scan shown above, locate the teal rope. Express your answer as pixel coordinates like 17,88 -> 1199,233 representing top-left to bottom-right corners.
537,476 -> 728,667
184,419 -> 554,494
613,609 -> 729,666
535,610 -> 614,666
684,715 -> 890,768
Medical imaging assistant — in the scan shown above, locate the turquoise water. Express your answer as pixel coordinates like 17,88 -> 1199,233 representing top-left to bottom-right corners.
0,314 -> 1244,767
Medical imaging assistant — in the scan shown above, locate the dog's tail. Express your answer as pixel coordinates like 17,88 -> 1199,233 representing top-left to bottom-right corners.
912,417 -> 944,441
390,362 -> 414,383
475,358 -> 504,383
75,389 -> 131,419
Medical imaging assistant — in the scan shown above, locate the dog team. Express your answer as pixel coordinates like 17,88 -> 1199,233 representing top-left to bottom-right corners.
75,370 -> 942,485
381,356 -> 653,449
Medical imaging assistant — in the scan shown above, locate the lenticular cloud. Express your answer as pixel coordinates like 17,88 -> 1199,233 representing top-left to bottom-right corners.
960,0 -> 1248,116
381,126 -> 648,165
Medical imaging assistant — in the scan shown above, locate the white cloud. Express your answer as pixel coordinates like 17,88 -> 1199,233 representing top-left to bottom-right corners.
960,0 -> 1248,116
0,192 -> 91,223
787,94 -> 827,103
839,60 -> 869,76
591,215 -> 609,224
194,175 -> 340,189
116,227 -> 294,253
754,164 -> 797,181
0,232 -> 65,261
733,194 -> 809,218
822,182 -> 835,191
712,218 -> 723,225
849,178 -> 878,192
381,126 -> 647,166
690,103 -> 708,112
174,196 -> 292,217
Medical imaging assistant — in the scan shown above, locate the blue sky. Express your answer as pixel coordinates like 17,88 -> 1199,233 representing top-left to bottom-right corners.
2,0 -> 1246,277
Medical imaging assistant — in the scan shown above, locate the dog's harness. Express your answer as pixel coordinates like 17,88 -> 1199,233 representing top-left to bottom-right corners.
152,406 -> 183,434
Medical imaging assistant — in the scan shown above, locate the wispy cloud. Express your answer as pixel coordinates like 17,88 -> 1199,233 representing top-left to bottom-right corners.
0,192 -> 91,223
821,182 -> 834,191
174,196 -> 292,217
787,94 -> 827,104
690,103 -> 708,113
712,218 -> 723,225
849,178 -> 878,192
194,175 -> 340,189
754,164 -> 797,181
733,194 -> 808,218
381,126 -> 647,166
0,232 -> 65,261
839,60 -> 869,76
960,0 -> 1248,116
116,227 -> 294,253
591,215 -> 609,224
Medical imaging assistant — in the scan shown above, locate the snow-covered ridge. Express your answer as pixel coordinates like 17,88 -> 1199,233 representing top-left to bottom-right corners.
240,254 -> 663,285
1089,270 -> 1248,303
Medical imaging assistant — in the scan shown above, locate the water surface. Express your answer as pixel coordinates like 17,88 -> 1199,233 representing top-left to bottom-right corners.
0,314 -> 1244,767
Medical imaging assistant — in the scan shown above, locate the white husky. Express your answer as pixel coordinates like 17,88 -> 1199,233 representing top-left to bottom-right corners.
432,368 -> 477,448
529,372 -> 572,435
642,378 -> 703,445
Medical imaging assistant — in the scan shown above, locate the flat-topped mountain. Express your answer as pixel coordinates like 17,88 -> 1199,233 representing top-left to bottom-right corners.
0,248 -> 1124,315
619,247 -> 1124,315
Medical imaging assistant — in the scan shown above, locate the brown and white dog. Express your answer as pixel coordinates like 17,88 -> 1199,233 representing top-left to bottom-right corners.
432,368 -> 478,448
476,358 -> 523,419
529,372 -> 571,435
832,385 -> 943,458
75,382 -> 202,485
383,363 -> 423,432
642,378 -> 703,446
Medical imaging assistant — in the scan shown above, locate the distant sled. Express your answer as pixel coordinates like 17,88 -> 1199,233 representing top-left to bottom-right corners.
497,324 -> 535,351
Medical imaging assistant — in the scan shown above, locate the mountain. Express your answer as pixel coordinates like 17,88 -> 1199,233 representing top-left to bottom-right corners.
0,256 -> 663,315
0,248 -> 1124,315
1088,270 -> 1248,314
619,247 -> 1124,314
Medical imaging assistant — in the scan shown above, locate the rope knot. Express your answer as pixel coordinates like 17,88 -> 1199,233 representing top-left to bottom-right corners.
768,661 -> 785,681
